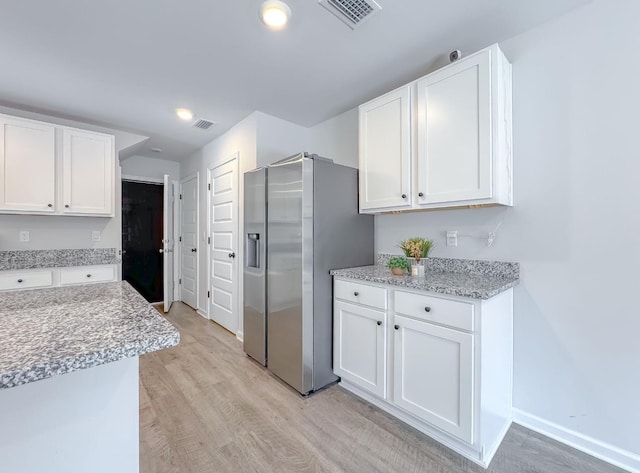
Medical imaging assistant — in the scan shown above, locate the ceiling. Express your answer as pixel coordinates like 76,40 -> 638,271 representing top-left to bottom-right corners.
0,0 -> 589,160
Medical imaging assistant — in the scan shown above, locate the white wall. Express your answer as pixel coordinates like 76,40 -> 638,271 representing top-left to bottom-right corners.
309,108 -> 359,168
255,111 -> 310,167
310,1 -> 640,469
121,155 -> 180,183
0,107 -> 147,251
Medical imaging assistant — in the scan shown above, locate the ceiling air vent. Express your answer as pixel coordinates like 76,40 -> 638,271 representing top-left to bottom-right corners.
318,0 -> 382,29
192,118 -> 216,130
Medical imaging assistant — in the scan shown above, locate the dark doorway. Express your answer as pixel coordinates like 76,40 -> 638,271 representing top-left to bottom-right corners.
122,180 -> 164,303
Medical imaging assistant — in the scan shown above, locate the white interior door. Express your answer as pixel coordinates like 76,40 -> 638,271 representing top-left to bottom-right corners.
180,174 -> 198,309
208,156 -> 238,333
162,174 -> 175,313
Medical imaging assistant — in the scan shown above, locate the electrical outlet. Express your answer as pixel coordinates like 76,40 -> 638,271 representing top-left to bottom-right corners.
446,231 -> 458,247
19,231 -> 30,242
92,231 -> 101,242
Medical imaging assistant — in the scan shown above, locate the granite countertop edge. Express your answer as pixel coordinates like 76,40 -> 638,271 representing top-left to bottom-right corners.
330,266 -> 519,300
0,332 -> 180,390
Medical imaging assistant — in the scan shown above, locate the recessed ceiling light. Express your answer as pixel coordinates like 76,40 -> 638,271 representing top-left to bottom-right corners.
176,108 -> 194,121
260,0 -> 291,30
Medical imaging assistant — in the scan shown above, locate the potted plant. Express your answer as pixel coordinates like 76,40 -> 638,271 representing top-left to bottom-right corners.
387,256 -> 409,276
399,237 -> 435,277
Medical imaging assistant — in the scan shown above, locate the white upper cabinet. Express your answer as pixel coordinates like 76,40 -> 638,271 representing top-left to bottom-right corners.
416,50 -> 491,205
359,86 -> 412,211
358,44 -> 512,213
0,113 -> 115,217
0,116 -> 56,213
62,128 -> 114,216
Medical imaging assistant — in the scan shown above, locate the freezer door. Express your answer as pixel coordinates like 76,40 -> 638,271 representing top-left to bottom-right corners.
267,156 -> 314,394
243,168 -> 267,365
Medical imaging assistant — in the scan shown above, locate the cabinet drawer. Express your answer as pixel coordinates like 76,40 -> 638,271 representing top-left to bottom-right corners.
60,265 -> 116,286
394,290 -> 474,331
335,279 -> 387,310
0,270 -> 53,291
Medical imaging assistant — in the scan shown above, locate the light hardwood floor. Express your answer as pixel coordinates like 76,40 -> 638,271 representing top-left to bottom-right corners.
140,302 -> 624,473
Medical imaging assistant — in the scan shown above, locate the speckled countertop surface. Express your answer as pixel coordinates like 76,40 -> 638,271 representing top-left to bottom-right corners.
0,281 -> 180,389
330,264 -> 519,300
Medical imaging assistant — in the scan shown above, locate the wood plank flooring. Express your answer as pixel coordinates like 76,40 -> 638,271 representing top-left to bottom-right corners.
140,302 -> 624,473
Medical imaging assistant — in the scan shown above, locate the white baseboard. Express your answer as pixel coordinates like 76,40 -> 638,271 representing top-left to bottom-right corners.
235,331 -> 244,343
196,309 -> 208,319
513,409 -> 640,473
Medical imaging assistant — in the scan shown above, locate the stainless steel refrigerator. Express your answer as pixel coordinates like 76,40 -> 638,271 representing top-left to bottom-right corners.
243,153 -> 374,395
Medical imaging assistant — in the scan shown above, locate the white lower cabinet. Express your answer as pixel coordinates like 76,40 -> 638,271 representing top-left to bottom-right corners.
334,300 -> 387,398
393,315 -> 474,443
333,277 -> 513,468
0,265 -> 118,292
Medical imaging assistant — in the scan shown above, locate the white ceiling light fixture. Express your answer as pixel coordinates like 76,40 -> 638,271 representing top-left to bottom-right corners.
260,0 -> 291,30
176,108 -> 194,121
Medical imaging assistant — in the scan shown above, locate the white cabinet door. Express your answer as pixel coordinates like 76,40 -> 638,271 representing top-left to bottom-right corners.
393,315 -> 474,442
334,300 -> 387,398
359,86 -> 412,212
0,116 -> 56,212
416,49 -> 492,205
62,128 -> 114,216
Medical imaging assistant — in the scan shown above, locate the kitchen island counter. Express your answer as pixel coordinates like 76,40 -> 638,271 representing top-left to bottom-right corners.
0,281 -> 179,389
0,281 -> 179,473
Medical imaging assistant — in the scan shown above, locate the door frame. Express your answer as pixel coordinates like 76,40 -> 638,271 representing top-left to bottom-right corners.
179,172 -> 200,311
206,152 -> 239,329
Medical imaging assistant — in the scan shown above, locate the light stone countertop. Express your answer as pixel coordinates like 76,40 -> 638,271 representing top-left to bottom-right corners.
330,264 -> 519,300
0,281 -> 180,389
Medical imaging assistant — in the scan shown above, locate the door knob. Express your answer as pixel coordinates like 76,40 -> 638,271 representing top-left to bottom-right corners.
159,249 -> 164,254
191,248 -> 197,253
228,252 -> 236,258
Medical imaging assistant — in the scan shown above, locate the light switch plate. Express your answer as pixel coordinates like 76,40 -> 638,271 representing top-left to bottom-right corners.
92,231 -> 101,242
19,231 -> 30,242
446,231 -> 458,247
